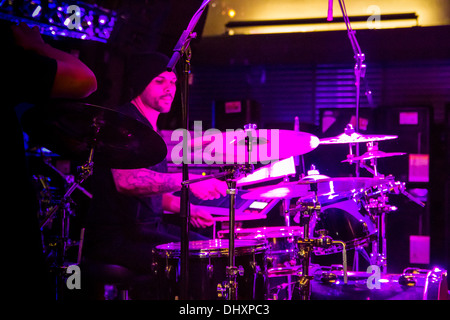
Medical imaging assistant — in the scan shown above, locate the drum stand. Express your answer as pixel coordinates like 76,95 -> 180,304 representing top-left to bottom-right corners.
293,184 -> 323,300
293,195 -> 319,300
348,141 -> 425,273
293,183 -> 348,300
166,0 -> 210,299
39,147 -> 94,299
225,177 -> 239,300
183,164 -> 253,300
39,123 -> 98,299
182,162 -> 254,301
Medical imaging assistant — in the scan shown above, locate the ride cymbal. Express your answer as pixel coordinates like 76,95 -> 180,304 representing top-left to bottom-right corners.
21,100 -> 167,169
320,131 -> 398,145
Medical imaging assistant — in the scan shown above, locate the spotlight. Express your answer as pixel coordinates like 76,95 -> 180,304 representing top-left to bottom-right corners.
0,0 -> 116,43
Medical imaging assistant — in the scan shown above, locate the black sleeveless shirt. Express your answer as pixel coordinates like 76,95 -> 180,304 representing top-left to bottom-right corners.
85,102 -> 167,237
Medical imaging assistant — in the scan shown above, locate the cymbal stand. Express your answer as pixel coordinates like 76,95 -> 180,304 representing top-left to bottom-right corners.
181,163 -> 253,300
356,141 -> 382,177
39,121 -> 98,300
338,0 -> 369,177
40,146 -> 95,299
167,0 -> 210,300
293,184 -> 321,300
363,180 -> 424,274
42,156 -> 92,199
293,184 -> 349,300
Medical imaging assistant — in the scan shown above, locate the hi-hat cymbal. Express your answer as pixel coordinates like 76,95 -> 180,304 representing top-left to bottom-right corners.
342,150 -> 406,162
21,100 -> 167,169
191,129 -> 320,165
320,132 -> 397,144
241,177 -> 391,200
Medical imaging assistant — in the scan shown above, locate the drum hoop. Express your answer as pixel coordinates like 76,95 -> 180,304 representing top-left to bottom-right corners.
218,226 -> 304,240
155,239 -> 267,258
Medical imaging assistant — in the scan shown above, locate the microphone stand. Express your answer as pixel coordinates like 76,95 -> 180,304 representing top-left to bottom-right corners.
166,0 -> 210,300
338,0 -> 366,177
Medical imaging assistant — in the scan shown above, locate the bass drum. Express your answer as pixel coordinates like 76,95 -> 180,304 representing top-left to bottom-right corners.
154,239 -> 267,300
311,266 -> 449,300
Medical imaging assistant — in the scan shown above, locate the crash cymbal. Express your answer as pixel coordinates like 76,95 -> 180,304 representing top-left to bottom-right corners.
241,181 -> 314,200
236,157 -> 296,186
191,129 -> 320,165
342,150 -> 406,162
21,100 -> 167,169
320,132 -> 398,145
241,177 -> 392,200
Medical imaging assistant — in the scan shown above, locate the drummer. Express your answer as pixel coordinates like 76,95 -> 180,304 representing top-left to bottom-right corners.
82,52 -> 227,299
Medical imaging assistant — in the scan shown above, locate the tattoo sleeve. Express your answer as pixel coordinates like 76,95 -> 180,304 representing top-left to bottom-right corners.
111,168 -> 182,196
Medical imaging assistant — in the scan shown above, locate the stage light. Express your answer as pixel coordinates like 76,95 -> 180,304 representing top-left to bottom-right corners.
0,0 -> 116,43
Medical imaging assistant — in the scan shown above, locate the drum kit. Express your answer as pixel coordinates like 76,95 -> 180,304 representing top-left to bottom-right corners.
21,99 -> 441,301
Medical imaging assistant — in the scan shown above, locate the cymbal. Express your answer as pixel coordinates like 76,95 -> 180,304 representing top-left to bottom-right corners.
191,129 -> 320,164
21,100 -> 167,169
241,181 -> 314,200
241,177 -> 392,200
342,150 -> 406,162
320,132 -> 397,145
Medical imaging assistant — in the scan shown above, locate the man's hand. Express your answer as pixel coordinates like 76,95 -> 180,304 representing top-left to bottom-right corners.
11,22 -> 47,52
189,175 -> 228,200
190,205 -> 214,228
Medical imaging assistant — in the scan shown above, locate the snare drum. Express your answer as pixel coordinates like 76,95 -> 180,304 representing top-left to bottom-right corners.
219,226 -> 304,270
154,239 -> 267,300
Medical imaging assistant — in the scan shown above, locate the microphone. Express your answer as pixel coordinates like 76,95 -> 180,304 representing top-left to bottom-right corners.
327,0 -> 333,21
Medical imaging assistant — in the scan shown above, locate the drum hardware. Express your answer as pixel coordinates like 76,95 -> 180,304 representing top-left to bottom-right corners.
343,141 -> 406,177
319,124 -> 398,146
21,100 -> 168,169
310,266 -> 448,300
183,163 -> 255,300
22,101 -> 168,300
42,156 -> 93,200
42,129 -> 96,299
218,226 -> 304,275
359,179 -> 424,273
292,182 -> 320,300
343,141 -> 406,163
319,124 -> 398,177
154,239 -> 267,300
242,176 -> 392,201
189,121 -> 320,300
182,162 -> 254,300
224,135 -> 256,300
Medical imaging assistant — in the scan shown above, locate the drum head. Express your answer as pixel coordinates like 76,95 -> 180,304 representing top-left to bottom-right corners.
219,226 -> 304,240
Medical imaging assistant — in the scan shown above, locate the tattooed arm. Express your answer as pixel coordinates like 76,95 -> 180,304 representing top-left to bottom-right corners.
111,168 -> 182,196
111,168 -> 228,199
